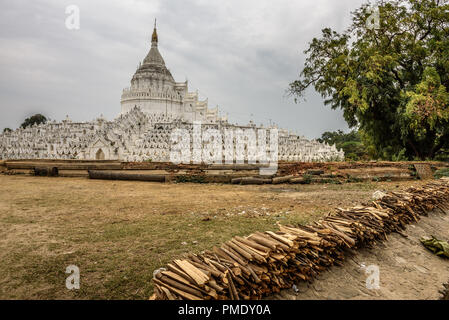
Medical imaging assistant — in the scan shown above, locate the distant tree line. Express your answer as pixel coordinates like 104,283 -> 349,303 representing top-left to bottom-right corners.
318,130 -> 369,161
318,129 -> 449,161
20,114 -> 47,129
2,114 -> 47,133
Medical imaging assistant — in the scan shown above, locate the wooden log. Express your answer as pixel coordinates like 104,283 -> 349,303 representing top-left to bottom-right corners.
226,272 -> 239,300
247,234 -> 277,250
265,231 -> 295,247
246,265 -> 262,284
153,278 -> 202,300
155,272 -> 205,298
219,245 -> 248,267
248,263 -> 268,274
240,177 -> 266,185
272,175 -> 294,184
189,261 -> 222,278
209,253 -> 235,267
254,232 -> 290,251
173,260 -> 209,286
231,178 -> 243,184
205,258 -> 227,273
33,166 -> 58,177
187,253 -> 203,264
230,239 -> 267,263
207,279 -> 224,293
226,241 -> 253,261
278,225 -> 320,241
289,177 -> 305,184
157,284 -> 177,300
235,236 -> 272,254
161,270 -> 203,290
166,263 -> 198,285
88,170 -> 166,182
213,247 -> 241,266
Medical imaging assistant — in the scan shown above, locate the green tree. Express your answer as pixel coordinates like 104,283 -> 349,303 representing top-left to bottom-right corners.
20,114 -> 47,129
289,0 -> 449,160
318,130 -> 369,160
3,128 -> 12,133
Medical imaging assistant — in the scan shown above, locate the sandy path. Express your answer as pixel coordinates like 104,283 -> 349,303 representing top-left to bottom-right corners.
271,209 -> 449,300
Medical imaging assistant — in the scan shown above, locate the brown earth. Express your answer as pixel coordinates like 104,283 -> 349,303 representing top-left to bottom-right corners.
0,174 -> 435,299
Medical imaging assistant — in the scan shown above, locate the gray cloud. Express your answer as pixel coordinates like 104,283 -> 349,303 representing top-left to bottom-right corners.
0,0 -> 367,138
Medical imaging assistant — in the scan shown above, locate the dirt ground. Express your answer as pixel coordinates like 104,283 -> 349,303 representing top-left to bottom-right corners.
270,208 -> 449,300
0,174 -> 431,299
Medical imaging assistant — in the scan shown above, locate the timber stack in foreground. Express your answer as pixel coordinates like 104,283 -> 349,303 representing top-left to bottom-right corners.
150,178 -> 449,300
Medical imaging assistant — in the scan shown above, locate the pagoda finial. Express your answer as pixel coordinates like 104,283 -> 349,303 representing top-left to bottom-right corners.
151,18 -> 158,45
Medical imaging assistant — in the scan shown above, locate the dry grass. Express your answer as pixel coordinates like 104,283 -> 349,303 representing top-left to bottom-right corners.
0,175 -> 428,299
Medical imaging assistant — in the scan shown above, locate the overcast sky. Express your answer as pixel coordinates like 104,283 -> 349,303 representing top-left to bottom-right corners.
0,0 -> 369,138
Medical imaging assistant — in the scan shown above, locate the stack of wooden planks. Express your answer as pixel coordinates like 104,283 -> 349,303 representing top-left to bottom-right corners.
150,179 -> 449,300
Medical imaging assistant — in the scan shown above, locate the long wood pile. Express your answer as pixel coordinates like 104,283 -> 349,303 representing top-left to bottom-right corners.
150,179 -> 449,300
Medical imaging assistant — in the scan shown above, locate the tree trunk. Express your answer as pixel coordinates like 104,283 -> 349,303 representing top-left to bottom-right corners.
407,140 -> 422,160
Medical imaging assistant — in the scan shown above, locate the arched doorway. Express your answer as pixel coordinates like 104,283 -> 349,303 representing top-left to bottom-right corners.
96,148 -> 105,160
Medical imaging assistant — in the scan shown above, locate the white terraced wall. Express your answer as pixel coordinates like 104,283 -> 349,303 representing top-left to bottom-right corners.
0,107 -> 344,162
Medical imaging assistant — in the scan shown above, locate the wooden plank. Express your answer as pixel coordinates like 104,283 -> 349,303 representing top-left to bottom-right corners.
173,260 -> 209,286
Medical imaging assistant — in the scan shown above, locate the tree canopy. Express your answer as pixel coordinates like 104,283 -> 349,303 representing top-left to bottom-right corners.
289,0 -> 449,160
318,130 -> 369,160
20,114 -> 47,129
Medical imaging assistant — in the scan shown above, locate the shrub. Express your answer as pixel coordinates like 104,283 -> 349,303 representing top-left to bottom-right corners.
434,168 -> 449,179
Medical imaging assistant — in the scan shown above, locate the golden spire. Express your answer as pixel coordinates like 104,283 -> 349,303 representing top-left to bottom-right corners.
151,18 -> 158,44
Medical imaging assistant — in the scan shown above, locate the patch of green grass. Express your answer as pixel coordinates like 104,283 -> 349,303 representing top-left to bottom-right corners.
435,168 -> 449,179
302,174 -> 312,184
0,212 -> 295,299
175,175 -> 207,183
346,175 -> 363,183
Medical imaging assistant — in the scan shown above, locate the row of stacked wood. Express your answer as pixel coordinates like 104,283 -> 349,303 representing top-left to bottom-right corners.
150,179 -> 449,300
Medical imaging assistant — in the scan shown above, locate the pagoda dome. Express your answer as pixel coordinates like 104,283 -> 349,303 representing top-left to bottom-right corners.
132,21 -> 175,84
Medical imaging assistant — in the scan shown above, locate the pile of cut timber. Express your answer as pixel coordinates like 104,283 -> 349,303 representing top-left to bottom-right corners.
150,179 -> 449,300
